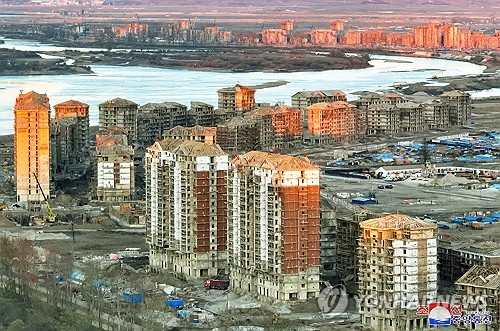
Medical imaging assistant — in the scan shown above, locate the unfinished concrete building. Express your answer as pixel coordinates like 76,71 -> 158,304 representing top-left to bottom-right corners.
246,105 -> 303,152
441,90 -> 471,125
216,117 -> 259,153
438,237 -> 500,282
320,199 -> 336,281
307,101 -> 363,144
14,91 -> 51,204
355,91 -> 407,111
423,99 -> 450,129
358,214 -> 437,331
292,90 -> 347,128
163,126 -> 217,145
228,151 -> 321,302
98,98 -> 138,145
366,104 -> 401,136
217,84 -> 256,112
50,116 -> 79,174
455,265 -> 499,331
189,101 -> 216,127
145,138 -> 229,279
398,102 -> 426,132
53,100 -> 90,162
94,127 -> 135,202
136,102 -> 190,147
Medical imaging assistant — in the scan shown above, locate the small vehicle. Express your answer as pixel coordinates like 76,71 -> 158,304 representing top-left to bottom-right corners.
204,279 -> 229,290
385,184 -> 394,189
377,185 -> 385,189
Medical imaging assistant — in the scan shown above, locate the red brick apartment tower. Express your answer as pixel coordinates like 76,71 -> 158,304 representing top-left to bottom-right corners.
14,91 -> 50,204
228,151 -> 320,302
146,138 -> 229,279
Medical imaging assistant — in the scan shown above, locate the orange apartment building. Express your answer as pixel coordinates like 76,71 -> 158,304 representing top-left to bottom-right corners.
361,30 -> 387,46
247,105 -> 302,151
114,23 -> 149,38
163,125 -> 217,145
217,84 -> 256,112
260,29 -> 288,45
281,20 -> 294,32
14,91 -> 51,204
345,30 -> 362,45
228,151 -> 320,302
307,101 -> 363,143
309,29 -> 337,46
331,21 -> 344,32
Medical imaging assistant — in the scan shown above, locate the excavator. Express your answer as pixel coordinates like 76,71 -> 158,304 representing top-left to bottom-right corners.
33,173 -> 56,223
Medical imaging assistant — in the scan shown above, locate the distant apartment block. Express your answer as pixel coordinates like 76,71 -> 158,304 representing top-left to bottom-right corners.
217,84 -> 256,112
94,127 -> 135,202
163,126 -> 217,145
260,29 -> 288,45
309,29 -> 337,46
228,151 -> 321,302
440,90 -> 471,126
14,91 -> 51,204
358,214 -> 437,331
189,101 -> 216,127
99,98 -> 138,145
146,138 -> 229,279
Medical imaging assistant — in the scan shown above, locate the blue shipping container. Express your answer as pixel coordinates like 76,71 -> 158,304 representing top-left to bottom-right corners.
122,292 -> 143,303
167,299 -> 184,308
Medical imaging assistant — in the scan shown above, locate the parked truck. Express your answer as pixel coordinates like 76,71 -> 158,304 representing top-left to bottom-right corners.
204,279 -> 229,290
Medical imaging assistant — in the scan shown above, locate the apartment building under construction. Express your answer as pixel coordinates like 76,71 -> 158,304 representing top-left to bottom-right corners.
358,214 -> 437,331
440,90 -> 471,125
163,126 -> 217,145
99,98 -> 138,145
14,91 -> 51,204
228,151 -> 320,302
146,138 -> 229,279
217,84 -> 256,112
94,127 -> 135,202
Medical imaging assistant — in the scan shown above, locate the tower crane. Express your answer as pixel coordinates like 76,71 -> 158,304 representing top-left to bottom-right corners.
33,173 -> 56,223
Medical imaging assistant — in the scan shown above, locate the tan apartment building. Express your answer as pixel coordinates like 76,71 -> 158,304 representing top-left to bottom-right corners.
307,101 -> 363,143
358,214 -> 437,331
189,101 -> 216,127
146,138 -> 229,279
163,126 -> 217,145
398,102 -> 426,132
98,98 -> 138,145
228,151 -> 321,303
217,84 -> 256,112
216,117 -> 260,153
14,91 -> 51,204
423,99 -> 450,129
455,265 -> 499,331
53,100 -> 90,162
291,90 -> 347,128
94,127 -> 135,202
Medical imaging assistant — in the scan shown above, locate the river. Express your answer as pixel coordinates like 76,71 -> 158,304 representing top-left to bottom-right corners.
0,38 -> 495,135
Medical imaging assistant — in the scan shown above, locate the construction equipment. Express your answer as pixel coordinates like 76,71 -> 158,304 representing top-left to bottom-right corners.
431,70 -> 444,79
0,205 -> 8,211
33,173 -> 56,223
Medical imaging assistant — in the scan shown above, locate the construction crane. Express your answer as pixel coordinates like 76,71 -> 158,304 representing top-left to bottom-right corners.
33,172 -> 56,223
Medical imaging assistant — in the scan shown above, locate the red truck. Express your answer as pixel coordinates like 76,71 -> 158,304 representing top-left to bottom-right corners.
204,279 -> 229,290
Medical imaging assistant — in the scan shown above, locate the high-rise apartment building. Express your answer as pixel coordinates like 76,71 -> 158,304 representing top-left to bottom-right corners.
98,98 -> 138,145
52,100 -> 90,172
358,214 -> 437,331
14,91 -> 51,203
146,138 -> 229,279
228,151 -> 320,302
163,126 -> 217,145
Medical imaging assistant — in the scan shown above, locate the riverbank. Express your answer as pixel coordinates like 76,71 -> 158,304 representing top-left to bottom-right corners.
0,48 -> 93,76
